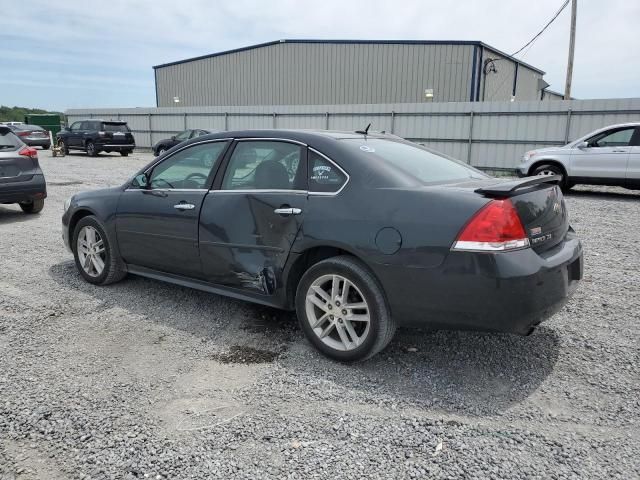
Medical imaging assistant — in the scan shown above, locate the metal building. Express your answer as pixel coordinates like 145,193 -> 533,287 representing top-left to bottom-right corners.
153,40 -> 556,107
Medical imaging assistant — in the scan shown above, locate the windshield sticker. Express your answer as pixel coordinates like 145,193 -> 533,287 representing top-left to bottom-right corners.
359,145 -> 375,153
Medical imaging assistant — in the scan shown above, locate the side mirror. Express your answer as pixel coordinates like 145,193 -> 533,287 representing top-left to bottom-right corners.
577,141 -> 589,149
171,135 -> 176,141
64,127 -> 71,132
133,173 -> 150,189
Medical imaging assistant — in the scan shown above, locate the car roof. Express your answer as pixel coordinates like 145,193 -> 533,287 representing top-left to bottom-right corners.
201,128 -> 392,143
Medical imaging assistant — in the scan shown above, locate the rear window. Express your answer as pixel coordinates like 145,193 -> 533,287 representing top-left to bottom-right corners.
341,138 -> 488,184
102,123 -> 129,132
0,129 -> 22,150
19,124 -> 45,131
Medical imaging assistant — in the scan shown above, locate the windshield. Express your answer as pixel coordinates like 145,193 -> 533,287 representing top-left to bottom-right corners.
341,138 -> 488,184
103,123 -> 129,132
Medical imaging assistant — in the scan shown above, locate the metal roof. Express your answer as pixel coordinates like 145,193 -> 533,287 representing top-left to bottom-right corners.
152,39 -> 545,74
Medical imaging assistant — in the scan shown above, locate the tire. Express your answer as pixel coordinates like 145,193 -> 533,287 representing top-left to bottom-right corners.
532,163 -> 568,190
19,198 -> 44,214
42,144 -> 50,150
157,146 -> 166,156
86,141 -> 98,157
58,139 -> 69,155
296,255 -> 396,362
120,151 -> 129,157
72,216 -> 126,285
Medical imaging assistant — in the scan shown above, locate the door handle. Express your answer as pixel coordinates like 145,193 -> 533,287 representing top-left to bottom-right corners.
174,203 -> 195,210
274,207 -> 302,215
612,149 -> 629,153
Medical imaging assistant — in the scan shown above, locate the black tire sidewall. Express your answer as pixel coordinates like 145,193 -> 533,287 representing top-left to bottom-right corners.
533,164 -> 566,188
86,142 -> 97,156
72,216 -> 112,285
296,259 -> 385,362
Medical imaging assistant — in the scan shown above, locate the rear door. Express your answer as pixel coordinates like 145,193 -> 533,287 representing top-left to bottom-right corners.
198,139 -> 307,293
0,128 -> 35,186
625,127 -> 640,189
570,126 -> 634,182
116,140 -> 229,278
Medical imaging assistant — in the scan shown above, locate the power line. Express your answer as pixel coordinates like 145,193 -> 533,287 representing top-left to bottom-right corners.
511,0 -> 570,56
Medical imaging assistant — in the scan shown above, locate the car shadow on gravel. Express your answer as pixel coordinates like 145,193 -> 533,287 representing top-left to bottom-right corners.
48,260 -> 299,346
290,326 -> 560,415
49,260 -> 559,414
0,206 -> 39,225
566,188 -> 640,200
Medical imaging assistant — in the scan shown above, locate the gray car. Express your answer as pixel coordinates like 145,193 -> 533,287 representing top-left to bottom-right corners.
517,122 -> 640,191
0,126 -> 47,213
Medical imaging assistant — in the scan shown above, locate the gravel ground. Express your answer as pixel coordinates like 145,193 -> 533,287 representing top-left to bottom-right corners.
1,149 -> 639,479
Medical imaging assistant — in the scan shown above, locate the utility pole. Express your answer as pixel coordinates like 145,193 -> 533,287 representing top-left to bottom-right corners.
564,0 -> 577,99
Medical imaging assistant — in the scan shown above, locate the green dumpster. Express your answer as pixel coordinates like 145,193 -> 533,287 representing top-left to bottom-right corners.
24,113 -> 63,136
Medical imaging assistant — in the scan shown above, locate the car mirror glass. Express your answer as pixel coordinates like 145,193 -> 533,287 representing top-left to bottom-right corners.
133,173 -> 149,189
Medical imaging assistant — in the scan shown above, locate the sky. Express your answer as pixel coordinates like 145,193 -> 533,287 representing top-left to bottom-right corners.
1,0 -> 638,111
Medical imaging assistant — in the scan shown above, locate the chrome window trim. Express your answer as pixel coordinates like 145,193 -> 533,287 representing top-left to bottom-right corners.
124,188 -> 209,193
209,189 -> 307,194
234,137 -> 307,146
307,147 -> 350,196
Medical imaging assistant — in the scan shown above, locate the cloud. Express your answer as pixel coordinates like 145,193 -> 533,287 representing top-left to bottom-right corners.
1,0 -> 638,110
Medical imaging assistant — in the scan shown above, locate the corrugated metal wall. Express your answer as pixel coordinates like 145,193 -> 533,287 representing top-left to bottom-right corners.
67,98 -> 640,170
155,43 -> 475,106
478,48 -> 543,101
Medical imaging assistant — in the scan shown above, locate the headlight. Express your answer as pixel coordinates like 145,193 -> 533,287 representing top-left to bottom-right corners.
63,196 -> 72,212
522,150 -> 537,162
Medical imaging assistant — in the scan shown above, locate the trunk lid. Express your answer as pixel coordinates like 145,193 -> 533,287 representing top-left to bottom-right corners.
474,176 -> 569,253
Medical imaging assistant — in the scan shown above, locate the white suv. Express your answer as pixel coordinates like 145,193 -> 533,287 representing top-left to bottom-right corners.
517,122 -> 640,191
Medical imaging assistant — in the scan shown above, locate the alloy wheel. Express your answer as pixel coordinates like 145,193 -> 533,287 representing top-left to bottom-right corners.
76,226 -> 106,277
305,274 -> 370,351
536,169 -> 559,177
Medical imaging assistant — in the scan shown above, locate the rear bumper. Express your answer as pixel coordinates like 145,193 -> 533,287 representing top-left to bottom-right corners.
97,143 -> 135,151
23,138 -> 50,147
0,174 -> 47,204
376,231 -> 583,334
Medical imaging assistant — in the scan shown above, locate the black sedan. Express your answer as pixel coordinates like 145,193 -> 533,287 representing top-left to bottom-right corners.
152,129 -> 215,156
62,130 -> 583,361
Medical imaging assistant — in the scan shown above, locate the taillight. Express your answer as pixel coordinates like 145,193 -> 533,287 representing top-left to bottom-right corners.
17,131 -> 30,137
452,199 -> 530,252
19,146 -> 38,159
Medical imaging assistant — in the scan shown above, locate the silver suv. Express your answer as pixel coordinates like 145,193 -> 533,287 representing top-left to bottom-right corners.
517,123 -> 640,191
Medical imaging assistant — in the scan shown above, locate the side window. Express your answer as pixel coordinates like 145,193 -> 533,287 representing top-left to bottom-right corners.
80,121 -> 92,131
308,150 -> 348,193
70,122 -> 82,131
221,141 -> 302,190
590,128 -> 635,148
146,141 -> 228,189
175,130 -> 191,141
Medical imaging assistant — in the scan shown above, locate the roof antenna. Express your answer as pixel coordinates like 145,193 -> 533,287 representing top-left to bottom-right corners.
355,123 -> 371,135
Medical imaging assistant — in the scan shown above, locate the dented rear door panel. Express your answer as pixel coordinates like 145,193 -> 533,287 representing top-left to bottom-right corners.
198,191 -> 307,293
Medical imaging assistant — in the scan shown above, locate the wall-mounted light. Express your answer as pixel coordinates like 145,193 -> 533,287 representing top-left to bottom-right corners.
424,88 -> 434,100
173,96 -> 180,104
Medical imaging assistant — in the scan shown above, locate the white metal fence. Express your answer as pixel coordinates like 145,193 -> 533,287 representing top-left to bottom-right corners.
67,98 -> 640,171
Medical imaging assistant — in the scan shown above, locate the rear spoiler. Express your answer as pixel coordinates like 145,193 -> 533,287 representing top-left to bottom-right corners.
475,175 -> 562,197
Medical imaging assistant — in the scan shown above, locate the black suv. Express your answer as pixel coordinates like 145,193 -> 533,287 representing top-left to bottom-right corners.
57,120 -> 135,157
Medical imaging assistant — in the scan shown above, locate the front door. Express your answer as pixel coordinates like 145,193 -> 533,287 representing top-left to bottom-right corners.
116,140 -> 229,278
67,121 -> 83,147
570,126 -> 634,181
199,139 -> 307,294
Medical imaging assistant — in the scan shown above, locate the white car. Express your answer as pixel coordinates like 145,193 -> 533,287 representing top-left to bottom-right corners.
517,122 -> 640,191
